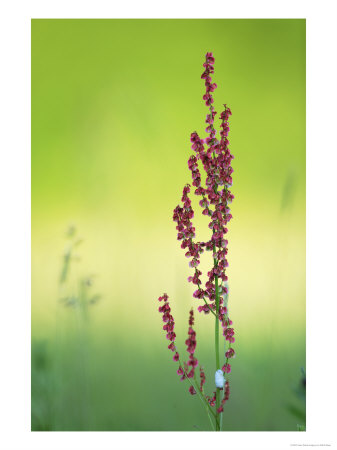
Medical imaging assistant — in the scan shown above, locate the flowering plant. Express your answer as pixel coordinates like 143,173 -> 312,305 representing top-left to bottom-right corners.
157,52 -> 235,431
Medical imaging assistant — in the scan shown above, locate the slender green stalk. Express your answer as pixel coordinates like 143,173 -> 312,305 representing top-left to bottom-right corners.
214,272 -> 221,430
193,373 -> 216,431
208,178 -> 221,431
220,387 -> 224,430
179,359 -> 216,430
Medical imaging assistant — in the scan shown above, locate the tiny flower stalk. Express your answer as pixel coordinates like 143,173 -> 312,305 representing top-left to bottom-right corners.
156,52 -> 235,431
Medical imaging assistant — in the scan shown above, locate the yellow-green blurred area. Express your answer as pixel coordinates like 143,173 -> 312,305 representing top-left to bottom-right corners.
31,19 -> 305,431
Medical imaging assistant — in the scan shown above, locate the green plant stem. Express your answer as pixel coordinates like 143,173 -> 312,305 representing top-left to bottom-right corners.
193,373 -> 216,431
201,118 -> 228,431
206,179 -> 221,430
220,387 -> 224,430
214,272 -> 221,430
179,359 -> 216,430
213,233 -> 221,431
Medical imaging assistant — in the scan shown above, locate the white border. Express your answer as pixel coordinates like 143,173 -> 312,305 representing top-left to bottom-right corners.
1,1 -> 337,449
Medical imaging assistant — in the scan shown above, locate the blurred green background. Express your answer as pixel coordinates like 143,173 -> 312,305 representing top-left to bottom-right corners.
31,19 -> 306,431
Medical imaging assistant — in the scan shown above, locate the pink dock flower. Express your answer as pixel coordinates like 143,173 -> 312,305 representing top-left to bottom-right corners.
222,363 -> 231,374
225,348 -> 235,359
185,309 -> 198,377
206,391 -> 217,407
177,366 -> 186,381
158,293 -> 177,348
200,366 -> 206,393
217,380 -> 230,413
189,386 -> 196,395
156,51 -> 236,429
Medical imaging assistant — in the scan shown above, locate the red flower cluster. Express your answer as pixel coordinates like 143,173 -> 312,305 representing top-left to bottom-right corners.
199,366 -> 206,393
158,294 -> 179,362
202,52 -> 217,107
173,52 -> 236,352
176,309 -> 199,396
222,318 -> 235,343
217,381 -> 230,413
225,347 -> 235,359
173,185 -> 204,271
222,363 -> 231,374
185,309 -> 198,377
189,386 -> 196,395
206,391 -> 217,407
